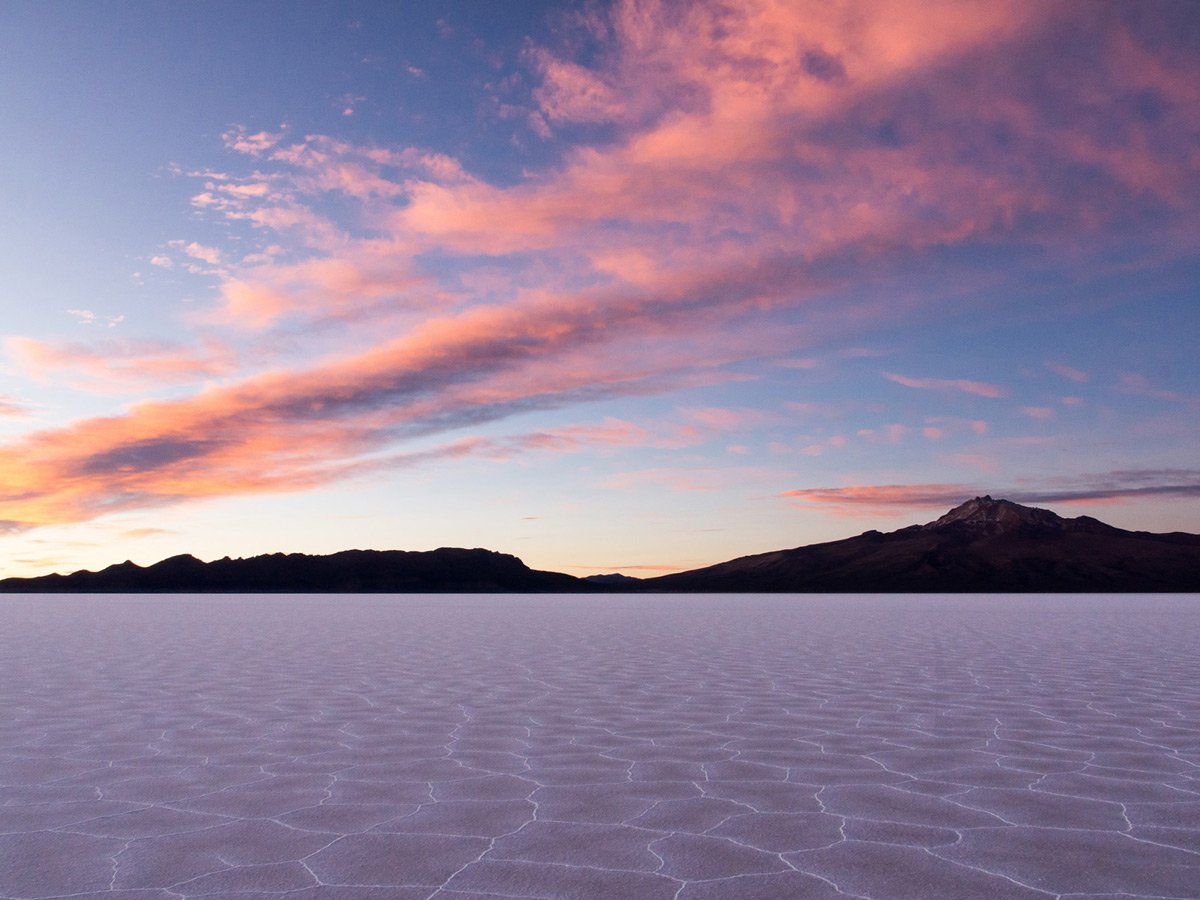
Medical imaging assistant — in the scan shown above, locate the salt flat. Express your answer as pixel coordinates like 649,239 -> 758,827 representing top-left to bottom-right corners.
1,593 -> 1198,899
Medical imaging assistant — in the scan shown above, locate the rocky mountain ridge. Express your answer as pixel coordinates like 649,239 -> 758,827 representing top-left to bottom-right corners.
642,497 -> 1200,592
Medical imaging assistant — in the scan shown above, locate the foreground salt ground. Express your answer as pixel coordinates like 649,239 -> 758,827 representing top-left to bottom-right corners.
1,594 -> 1199,900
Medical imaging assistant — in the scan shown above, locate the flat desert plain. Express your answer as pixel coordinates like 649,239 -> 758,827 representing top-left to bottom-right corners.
2,593 -> 1199,899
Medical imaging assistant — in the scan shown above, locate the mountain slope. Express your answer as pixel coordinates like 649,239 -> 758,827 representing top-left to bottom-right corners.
642,497 -> 1200,592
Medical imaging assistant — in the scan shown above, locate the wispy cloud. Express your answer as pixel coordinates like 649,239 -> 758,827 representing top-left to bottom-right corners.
604,466 -> 792,493
1045,361 -> 1088,383
883,371 -> 1009,398
222,126 -> 286,156
782,470 -> 1200,516
338,93 -> 366,116
0,395 -> 32,418
6,337 -> 237,392
1115,371 -> 1190,403
64,309 -> 124,328
1021,406 -> 1055,420
925,416 -> 988,435
679,407 -> 777,431
120,527 -> 174,539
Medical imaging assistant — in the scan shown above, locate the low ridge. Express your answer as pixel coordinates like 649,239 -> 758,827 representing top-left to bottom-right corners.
0,547 -> 595,594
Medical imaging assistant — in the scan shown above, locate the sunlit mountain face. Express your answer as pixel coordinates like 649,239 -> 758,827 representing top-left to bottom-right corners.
2,1 -> 1200,579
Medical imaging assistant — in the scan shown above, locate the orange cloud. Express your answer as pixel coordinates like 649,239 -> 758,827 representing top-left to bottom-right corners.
120,527 -> 174,539
0,290 -> 755,529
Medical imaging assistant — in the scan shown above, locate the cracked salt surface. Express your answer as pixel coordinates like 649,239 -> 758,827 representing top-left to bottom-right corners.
1,593 -> 1199,899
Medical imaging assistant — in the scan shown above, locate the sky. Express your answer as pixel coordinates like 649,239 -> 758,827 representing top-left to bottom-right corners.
1,0 -> 1199,579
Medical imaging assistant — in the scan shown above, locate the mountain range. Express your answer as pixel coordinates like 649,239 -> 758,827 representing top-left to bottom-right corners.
2,497 -> 1198,593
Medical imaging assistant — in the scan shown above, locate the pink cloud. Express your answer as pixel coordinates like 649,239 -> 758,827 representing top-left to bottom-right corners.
6,337 -> 237,392
1021,406 -> 1055,420
1045,361 -> 1088,383
531,49 -> 625,124
857,423 -> 909,445
781,470 -> 1200,516
223,126 -> 286,155
925,416 -> 989,436
1115,371 -> 1186,402
0,394 -> 31,418
507,417 -> 703,456
883,371 -> 1009,398
527,111 -> 553,140
219,182 -> 271,199
680,406 -> 776,431
781,483 -> 978,516
181,242 -> 221,265
211,251 -> 434,328
338,93 -> 366,116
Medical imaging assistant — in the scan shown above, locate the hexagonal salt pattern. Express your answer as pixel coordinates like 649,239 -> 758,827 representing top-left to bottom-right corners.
1,593 -> 1199,899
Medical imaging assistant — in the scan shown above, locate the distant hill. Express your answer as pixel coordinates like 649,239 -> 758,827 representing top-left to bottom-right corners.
641,496 -> 1200,592
581,572 -> 645,585
0,547 -> 594,594
3,498 -> 1198,593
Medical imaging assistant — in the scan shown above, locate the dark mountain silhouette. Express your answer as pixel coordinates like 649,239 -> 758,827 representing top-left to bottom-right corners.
2,498 -> 1197,593
641,496 -> 1200,592
0,547 -> 593,594
582,572 -> 645,585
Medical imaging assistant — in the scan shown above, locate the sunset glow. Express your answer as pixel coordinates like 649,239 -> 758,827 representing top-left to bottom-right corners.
2,0 -> 1199,577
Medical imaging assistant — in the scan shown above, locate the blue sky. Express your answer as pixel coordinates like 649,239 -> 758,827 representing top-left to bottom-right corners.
2,0 -> 1199,578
